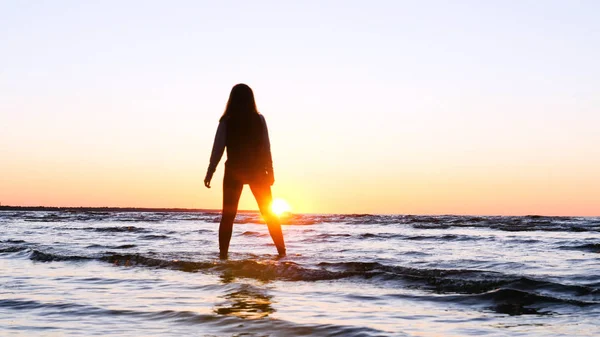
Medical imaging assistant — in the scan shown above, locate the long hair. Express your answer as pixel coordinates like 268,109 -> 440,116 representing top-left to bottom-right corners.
220,84 -> 265,170
220,83 -> 259,122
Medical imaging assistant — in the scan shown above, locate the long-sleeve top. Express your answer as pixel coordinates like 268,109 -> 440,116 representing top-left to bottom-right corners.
206,114 -> 272,176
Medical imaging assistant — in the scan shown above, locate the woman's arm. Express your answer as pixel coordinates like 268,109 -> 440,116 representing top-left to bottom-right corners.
260,115 -> 274,185
205,121 -> 226,188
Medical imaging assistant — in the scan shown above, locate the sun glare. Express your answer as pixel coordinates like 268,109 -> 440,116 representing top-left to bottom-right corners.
271,198 -> 291,217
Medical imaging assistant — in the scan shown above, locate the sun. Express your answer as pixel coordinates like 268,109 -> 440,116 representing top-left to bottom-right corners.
271,198 -> 291,217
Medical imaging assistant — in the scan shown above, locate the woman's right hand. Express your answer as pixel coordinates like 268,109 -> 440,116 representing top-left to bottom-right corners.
204,172 -> 213,188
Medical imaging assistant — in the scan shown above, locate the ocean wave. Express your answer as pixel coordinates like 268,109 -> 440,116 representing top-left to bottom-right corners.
15,248 -> 356,281
139,234 -> 170,240
101,253 -> 214,272
102,255 -> 353,282
16,247 -> 600,302
2,239 -> 26,244
241,231 -> 269,237
94,226 -> 149,233
399,287 -> 596,315
476,288 -> 595,315
0,298 -> 220,322
23,214 -> 72,222
389,287 -> 596,315
559,243 -> 600,253
29,250 -> 91,262
359,233 -> 401,239
317,262 -> 600,303
62,226 -> 151,233
0,298 -> 389,336
0,246 -> 29,254
404,234 -> 475,241
317,214 -> 600,232
320,232 -> 477,241
5,210 -> 600,232
477,288 -> 595,306
311,233 -> 354,242
406,216 -> 599,232
316,233 -> 352,238
5,244 -> 597,319
86,244 -> 137,250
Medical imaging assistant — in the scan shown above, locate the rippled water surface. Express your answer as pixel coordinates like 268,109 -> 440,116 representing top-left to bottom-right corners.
1,210 -> 599,336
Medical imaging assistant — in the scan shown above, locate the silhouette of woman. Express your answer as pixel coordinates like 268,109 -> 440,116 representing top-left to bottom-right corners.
204,84 -> 286,259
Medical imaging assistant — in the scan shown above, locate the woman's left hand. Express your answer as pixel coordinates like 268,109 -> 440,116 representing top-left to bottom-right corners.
266,170 -> 274,186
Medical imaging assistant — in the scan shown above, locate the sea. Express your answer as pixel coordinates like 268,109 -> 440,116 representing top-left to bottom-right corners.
1,209 -> 599,336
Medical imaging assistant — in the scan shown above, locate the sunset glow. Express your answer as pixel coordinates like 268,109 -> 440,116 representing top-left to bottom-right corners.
271,198 -> 291,217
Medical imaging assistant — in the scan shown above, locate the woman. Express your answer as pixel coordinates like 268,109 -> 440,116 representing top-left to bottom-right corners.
204,83 -> 286,259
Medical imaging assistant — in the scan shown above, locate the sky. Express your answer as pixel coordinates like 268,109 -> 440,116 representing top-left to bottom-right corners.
1,0 -> 599,216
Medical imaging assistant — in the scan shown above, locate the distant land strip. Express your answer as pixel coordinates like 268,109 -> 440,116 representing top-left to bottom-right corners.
0,205 -> 253,213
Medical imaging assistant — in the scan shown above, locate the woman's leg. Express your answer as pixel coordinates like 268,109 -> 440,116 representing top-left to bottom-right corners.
249,184 -> 286,256
220,176 -> 243,259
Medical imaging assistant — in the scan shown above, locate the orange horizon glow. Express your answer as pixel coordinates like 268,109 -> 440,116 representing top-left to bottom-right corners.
1,148 -> 598,216
1,163 -> 598,217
